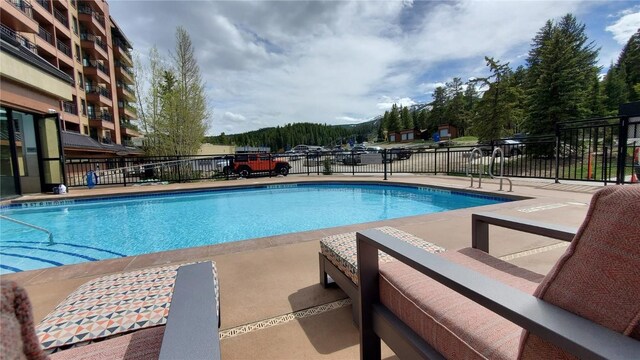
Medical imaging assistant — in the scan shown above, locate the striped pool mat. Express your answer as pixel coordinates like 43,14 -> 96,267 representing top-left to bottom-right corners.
219,299 -> 352,339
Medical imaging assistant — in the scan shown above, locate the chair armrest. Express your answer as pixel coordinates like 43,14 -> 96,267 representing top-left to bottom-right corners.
357,229 -> 640,360
472,212 -> 578,252
158,262 -> 220,360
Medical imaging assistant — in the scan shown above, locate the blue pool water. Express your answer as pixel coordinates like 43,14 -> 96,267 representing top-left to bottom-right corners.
0,183 -> 509,273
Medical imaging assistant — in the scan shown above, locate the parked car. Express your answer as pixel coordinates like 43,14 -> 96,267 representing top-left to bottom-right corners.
388,147 -> 412,160
222,154 -> 291,177
478,139 -> 525,157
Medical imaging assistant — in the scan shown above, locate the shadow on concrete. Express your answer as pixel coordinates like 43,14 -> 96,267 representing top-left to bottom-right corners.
288,284 -> 355,355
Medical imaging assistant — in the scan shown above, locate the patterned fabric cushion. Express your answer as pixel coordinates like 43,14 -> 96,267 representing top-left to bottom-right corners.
519,186 -> 640,359
36,261 -> 218,351
380,248 -> 544,360
320,226 -> 445,285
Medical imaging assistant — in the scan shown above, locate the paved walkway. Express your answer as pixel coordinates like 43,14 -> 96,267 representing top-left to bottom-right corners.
1,175 -> 605,359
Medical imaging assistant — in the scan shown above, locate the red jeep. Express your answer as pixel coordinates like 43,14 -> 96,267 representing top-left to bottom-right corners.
224,154 -> 291,177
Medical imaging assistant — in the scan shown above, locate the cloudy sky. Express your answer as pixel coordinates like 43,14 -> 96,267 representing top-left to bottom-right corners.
108,1 -> 640,135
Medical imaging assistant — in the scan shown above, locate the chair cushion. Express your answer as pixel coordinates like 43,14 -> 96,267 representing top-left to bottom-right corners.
320,226 -> 444,285
49,326 -> 165,360
519,186 -> 640,358
37,262 -> 218,351
379,248 -> 544,360
0,281 -> 48,360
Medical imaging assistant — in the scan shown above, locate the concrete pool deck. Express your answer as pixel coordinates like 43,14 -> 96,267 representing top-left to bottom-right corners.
1,175 -> 609,359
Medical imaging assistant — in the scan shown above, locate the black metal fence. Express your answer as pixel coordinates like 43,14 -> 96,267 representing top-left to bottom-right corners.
65,114 -> 640,187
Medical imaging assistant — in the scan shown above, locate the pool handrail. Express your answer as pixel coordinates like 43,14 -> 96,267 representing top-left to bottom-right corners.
0,215 -> 53,244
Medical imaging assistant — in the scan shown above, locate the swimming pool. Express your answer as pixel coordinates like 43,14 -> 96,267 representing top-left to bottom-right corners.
0,183 -> 511,273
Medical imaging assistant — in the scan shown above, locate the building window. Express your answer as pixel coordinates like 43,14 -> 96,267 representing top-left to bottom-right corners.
74,44 -> 81,62
72,16 -> 78,35
83,125 -> 88,134
77,71 -> 83,88
81,99 -> 87,115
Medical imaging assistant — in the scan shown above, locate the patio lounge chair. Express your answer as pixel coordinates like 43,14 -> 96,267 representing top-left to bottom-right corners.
1,261 -> 220,360
356,186 -> 640,359
319,226 -> 445,324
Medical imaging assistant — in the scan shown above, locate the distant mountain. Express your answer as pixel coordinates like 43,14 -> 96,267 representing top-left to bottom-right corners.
205,103 -> 428,150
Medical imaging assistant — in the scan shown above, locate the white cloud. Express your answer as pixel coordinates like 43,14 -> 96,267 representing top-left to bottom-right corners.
222,112 -> 246,122
606,9 -> 640,44
376,96 -> 416,110
109,0 -> 611,135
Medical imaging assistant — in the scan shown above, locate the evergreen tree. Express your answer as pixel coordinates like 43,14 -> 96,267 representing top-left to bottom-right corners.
615,29 -> 640,101
388,104 -> 401,132
427,87 -> 447,134
471,57 -> 521,141
416,109 -> 428,130
602,64 -> 629,114
400,106 -> 414,129
444,77 -> 465,134
524,14 -> 600,135
585,73 -> 604,117
461,82 -> 479,136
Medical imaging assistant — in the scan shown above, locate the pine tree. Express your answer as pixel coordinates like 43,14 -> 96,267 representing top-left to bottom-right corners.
388,104 -> 401,132
416,109 -> 428,130
615,29 -> 640,101
427,87 -> 447,134
602,64 -> 629,114
524,14 -> 600,135
444,77 -> 465,134
401,106 -> 413,129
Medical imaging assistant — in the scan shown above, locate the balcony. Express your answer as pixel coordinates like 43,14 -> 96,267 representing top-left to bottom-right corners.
0,23 -> 37,54
113,40 -> 133,66
86,85 -> 113,107
121,103 -> 137,118
116,82 -> 135,101
77,5 -> 105,36
120,121 -> 140,137
53,7 -> 68,27
80,32 -> 107,60
35,25 -> 56,56
114,61 -> 134,84
1,0 -> 39,33
63,101 -> 77,114
88,111 -> 114,130
83,59 -> 110,83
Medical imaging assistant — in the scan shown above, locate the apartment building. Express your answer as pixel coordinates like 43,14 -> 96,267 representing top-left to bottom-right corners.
1,0 -> 141,197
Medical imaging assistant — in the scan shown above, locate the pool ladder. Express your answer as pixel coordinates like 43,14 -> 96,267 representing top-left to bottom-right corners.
489,148 -> 513,192
467,148 -> 483,189
0,215 -> 54,244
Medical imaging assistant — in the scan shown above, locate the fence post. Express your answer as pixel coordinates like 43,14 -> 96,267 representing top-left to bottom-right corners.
603,146 -> 608,186
352,150 -> 355,176
177,156 -> 182,183
555,123 -> 561,183
616,116 -> 629,184
269,153 -> 272,178
446,147 -> 450,175
307,153 -> 310,176
434,148 -> 438,175
383,149 -> 387,180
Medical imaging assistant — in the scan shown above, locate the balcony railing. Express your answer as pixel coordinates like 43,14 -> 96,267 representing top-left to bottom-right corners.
116,81 -> 135,94
5,0 -> 34,18
80,32 -> 107,51
115,61 -> 134,77
63,101 -> 78,115
120,121 -> 140,132
78,5 -> 104,27
84,59 -> 110,76
56,39 -> 71,57
53,7 -> 68,27
0,24 -> 37,53
35,0 -> 47,11
37,26 -> 52,44
89,112 -> 112,122
86,85 -> 111,99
